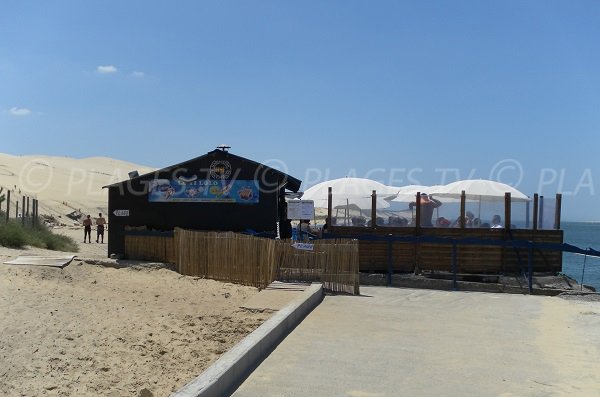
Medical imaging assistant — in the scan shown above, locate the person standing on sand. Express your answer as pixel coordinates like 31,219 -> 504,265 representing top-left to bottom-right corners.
83,215 -> 92,243
96,213 -> 107,243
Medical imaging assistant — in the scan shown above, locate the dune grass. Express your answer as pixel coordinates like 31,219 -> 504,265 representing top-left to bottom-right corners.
0,213 -> 78,252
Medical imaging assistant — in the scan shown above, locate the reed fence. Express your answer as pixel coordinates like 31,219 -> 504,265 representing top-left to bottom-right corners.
174,228 -> 278,289
124,234 -> 175,263
277,239 -> 360,294
124,228 -> 360,294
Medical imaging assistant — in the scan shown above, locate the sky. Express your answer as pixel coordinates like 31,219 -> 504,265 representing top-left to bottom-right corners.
1,1 -> 600,221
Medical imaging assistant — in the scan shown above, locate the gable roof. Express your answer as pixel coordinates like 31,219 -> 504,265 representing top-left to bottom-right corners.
103,149 -> 302,192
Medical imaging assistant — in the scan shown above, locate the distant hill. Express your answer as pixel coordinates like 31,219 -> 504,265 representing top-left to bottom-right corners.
0,153 -> 155,222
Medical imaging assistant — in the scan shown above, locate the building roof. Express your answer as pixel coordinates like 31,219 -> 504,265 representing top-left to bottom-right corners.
103,149 -> 302,192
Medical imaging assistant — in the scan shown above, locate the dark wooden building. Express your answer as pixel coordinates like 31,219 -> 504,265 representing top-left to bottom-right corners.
103,148 -> 301,257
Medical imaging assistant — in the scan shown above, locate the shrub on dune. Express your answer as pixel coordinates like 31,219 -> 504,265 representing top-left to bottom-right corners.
0,218 -> 78,252
0,221 -> 28,248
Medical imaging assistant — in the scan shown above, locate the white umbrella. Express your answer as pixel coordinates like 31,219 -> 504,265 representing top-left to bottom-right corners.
389,185 -> 430,202
302,177 -> 399,210
390,185 -> 461,203
430,179 -> 530,202
429,179 -> 530,222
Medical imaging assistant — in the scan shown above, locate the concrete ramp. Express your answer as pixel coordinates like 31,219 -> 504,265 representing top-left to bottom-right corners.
241,282 -> 312,312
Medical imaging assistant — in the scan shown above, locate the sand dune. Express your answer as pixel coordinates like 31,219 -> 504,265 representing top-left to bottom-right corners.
0,153 -> 155,222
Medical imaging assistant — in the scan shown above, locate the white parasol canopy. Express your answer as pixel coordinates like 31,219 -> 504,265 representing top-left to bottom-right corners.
390,185 -> 460,203
389,185 -> 430,202
429,179 -> 530,202
301,177 -> 399,209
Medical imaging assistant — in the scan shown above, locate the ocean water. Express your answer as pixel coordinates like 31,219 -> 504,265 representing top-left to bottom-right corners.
561,222 -> 600,291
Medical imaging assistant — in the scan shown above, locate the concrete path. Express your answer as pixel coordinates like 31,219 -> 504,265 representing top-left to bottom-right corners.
233,287 -> 600,397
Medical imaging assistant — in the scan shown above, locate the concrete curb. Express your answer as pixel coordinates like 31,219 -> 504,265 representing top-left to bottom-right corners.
171,283 -> 324,397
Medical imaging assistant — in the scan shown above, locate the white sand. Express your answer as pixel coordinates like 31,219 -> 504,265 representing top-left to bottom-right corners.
0,227 -> 271,396
0,154 -> 276,395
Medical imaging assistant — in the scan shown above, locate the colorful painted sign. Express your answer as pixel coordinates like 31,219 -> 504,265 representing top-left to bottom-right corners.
148,178 -> 259,203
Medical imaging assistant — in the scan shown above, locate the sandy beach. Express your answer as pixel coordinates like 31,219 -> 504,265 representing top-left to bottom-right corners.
0,233 -> 270,397
0,154 -> 274,396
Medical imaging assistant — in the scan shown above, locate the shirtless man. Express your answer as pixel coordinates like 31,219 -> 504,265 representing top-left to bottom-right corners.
83,215 -> 92,243
96,213 -> 107,243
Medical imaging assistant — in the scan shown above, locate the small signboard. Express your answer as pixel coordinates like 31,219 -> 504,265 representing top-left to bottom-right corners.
287,200 -> 314,220
113,209 -> 130,217
292,242 -> 314,251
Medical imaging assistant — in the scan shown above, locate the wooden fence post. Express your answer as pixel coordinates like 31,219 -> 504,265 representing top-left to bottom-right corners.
532,193 -> 539,231
460,190 -> 466,228
415,192 -> 421,231
6,190 -> 10,222
33,199 -> 38,227
554,193 -> 562,230
371,190 -> 377,230
504,192 -> 511,229
414,192 -> 422,274
539,196 -> 544,229
327,187 -> 332,229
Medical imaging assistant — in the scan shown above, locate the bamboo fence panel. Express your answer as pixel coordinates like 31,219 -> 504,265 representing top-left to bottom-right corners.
124,235 -> 175,263
174,228 -> 278,289
277,239 -> 360,295
124,229 -> 359,293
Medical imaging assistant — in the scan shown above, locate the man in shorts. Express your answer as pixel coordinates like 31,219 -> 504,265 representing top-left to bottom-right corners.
83,215 -> 92,243
96,213 -> 107,243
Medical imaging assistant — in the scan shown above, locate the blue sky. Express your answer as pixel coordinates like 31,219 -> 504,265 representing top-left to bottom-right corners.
1,1 -> 600,221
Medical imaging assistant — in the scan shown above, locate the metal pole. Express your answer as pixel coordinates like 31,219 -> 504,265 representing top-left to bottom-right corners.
387,236 -> 393,287
22,196 -> 26,226
528,246 -> 533,294
452,243 -> 458,291
580,255 -> 588,291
